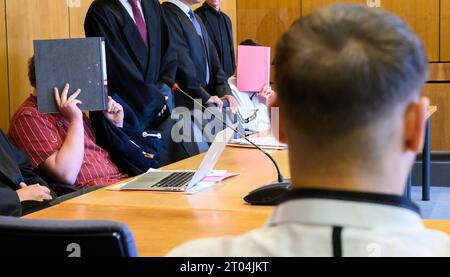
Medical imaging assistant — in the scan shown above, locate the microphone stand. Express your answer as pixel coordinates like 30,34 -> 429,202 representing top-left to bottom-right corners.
169,83 -> 291,189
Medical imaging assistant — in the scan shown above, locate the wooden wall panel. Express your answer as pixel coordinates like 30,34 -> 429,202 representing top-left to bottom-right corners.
302,0 -> 365,16
237,0 -> 301,81
442,0 -> 450,61
161,0 -> 238,50
423,84 -> 450,151
429,63 -> 450,81
0,0 -> 9,132
302,0 -> 440,62
220,0 -> 237,52
69,0 -> 94,38
6,0 -> 70,117
382,0 -> 440,62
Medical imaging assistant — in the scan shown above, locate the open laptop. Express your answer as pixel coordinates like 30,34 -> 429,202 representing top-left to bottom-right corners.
121,126 -> 235,192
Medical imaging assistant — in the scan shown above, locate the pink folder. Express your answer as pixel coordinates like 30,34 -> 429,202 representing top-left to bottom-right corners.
237,45 -> 271,92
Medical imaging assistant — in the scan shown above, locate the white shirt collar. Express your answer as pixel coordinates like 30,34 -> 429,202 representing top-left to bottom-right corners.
119,0 -> 141,6
118,0 -> 145,24
268,189 -> 424,230
168,0 -> 192,16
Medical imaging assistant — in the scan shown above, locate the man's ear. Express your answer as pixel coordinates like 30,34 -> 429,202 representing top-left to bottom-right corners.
404,97 -> 430,153
269,95 -> 288,143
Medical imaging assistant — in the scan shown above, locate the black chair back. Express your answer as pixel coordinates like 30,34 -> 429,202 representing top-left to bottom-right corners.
0,216 -> 138,257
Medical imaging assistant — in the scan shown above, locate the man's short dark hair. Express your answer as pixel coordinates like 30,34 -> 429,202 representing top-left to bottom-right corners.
239,39 -> 263,47
28,56 -> 36,88
275,4 -> 428,140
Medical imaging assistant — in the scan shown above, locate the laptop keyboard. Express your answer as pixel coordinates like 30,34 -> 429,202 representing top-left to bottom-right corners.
152,172 -> 196,188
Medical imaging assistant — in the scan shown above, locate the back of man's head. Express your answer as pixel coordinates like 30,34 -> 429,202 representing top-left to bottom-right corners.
274,4 -> 429,192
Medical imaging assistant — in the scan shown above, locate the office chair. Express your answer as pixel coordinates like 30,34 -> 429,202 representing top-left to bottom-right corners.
0,216 -> 138,257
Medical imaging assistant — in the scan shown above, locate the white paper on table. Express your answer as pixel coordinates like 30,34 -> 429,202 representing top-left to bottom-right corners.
228,136 -> 288,150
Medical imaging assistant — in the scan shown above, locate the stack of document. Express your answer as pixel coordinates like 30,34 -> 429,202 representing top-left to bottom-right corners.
228,137 -> 288,150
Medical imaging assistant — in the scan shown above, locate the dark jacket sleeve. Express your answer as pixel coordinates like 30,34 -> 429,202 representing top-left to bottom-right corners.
0,188 -> 21,217
158,3 -> 178,86
164,10 -> 212,103
84,4 -> 165,130
10,139 -> 48,188
207,36 -> 232,98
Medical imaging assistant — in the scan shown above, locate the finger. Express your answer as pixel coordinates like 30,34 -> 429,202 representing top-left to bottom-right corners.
259,85 -> 266,95
73,100 -> 83,107
61,84 -> 70,103
109,102 -> 116,113
19,182 -> 27,188
54,88 -> 61,107
113,105 -> 121,114
107,98 -> 113,113
68,89 -> 81,102
232,100 -> 238,112
42,193 -> 53,201
35,193 -> 47,202
40,186 -> 51,194
231,100 -> 236,112
165,96 -> 169,101
115,106 -> 123,115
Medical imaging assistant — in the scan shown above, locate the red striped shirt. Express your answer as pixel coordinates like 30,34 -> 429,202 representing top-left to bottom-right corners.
9,96 -> 128,189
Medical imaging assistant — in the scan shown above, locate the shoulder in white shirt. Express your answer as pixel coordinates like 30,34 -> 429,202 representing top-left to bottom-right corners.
167,190 -> 450,257
167,0 -> 192,16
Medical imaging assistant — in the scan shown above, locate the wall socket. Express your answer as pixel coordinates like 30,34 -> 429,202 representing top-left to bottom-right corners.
367,0 -> 382,8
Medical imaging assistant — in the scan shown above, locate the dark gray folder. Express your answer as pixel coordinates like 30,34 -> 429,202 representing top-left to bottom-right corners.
34,38 -> 108,113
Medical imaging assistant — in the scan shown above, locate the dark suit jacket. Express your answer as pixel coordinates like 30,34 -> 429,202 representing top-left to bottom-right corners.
162,2 -> 231,110
196,3 -> 235,79
84,0 -> 177,130
0,130 -> 50,217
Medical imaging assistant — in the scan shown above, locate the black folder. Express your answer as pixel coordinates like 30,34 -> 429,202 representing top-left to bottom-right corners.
34,37 -> 108,113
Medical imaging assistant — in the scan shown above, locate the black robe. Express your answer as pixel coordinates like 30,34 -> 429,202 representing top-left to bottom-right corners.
162,2 -> 231,110
196,3 -> 236,79
0,131 -> 51,217
84,0 -> 177,130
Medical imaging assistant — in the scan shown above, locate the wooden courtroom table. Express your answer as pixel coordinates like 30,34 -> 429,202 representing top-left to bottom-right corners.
26,106 -> 450,256
49,147 -> 289,214
25,204 -> 270,256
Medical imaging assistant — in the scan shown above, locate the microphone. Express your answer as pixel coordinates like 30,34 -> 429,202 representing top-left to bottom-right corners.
165,80 -> 292,205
